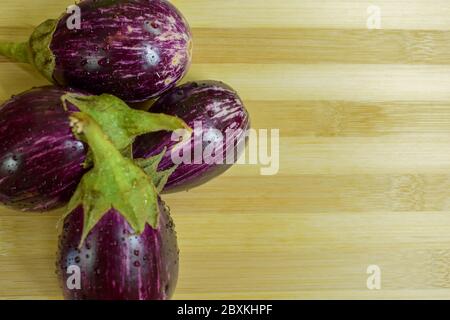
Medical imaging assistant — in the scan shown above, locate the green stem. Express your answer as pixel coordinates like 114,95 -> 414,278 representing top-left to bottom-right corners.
62,93 -> 191,153
70,112 -> 121,166
0,41 -> 30,63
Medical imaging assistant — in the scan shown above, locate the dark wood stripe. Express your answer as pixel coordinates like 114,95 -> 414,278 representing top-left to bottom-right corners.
192,28 -> 450,64
246,100 -> 450,137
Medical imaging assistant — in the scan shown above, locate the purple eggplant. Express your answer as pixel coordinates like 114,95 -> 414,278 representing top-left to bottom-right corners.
0,86 -> 188,211
0,87 -> 87,211
133,80 -> 251,193
0,0 -> 192,102
57,113 -> 178,300
58,202 -> 178,300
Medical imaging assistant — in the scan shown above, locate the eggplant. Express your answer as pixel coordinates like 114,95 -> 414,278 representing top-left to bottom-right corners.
0,86 -> 187,211
0,87 -> 86,211
0,0 -> 192,102
133,80 -> 251,193
57,113 -> 178,300
58,202 -> 178,300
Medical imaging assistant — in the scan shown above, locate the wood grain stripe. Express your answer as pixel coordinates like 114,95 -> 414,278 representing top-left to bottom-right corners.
247,100 -> 450,136
183,63 -> 450,102
193,28 -> 450,65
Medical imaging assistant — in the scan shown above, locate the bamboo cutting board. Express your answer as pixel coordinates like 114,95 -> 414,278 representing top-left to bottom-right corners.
3,0 -> 450,299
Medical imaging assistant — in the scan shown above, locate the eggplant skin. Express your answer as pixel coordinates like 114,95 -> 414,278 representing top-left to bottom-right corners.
51,0 -> 192,103
133,80 -> 251,193
57,200 -> 179,300
0,87 -> 87,211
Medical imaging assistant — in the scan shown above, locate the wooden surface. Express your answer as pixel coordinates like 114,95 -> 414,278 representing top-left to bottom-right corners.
3,0 -> 450,300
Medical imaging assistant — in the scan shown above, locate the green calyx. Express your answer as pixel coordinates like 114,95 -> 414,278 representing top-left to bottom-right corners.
66,113 -> 173,246
29,19 -> 57,82
61,93 -> 190,156
135,149 -> 178,193
0,19 -> 57,82
62,95 -> 187,246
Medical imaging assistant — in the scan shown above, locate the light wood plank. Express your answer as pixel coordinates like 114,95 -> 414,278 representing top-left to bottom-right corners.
6,63 -> 450,102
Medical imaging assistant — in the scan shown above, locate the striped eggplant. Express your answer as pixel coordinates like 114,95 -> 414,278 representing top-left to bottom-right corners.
0,87 -> 86,211
0,0 -> 192,102
57,113 -> 178,300
0,86 -> 187,211
58,203 -> 178,300
133,80 -> 251,193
